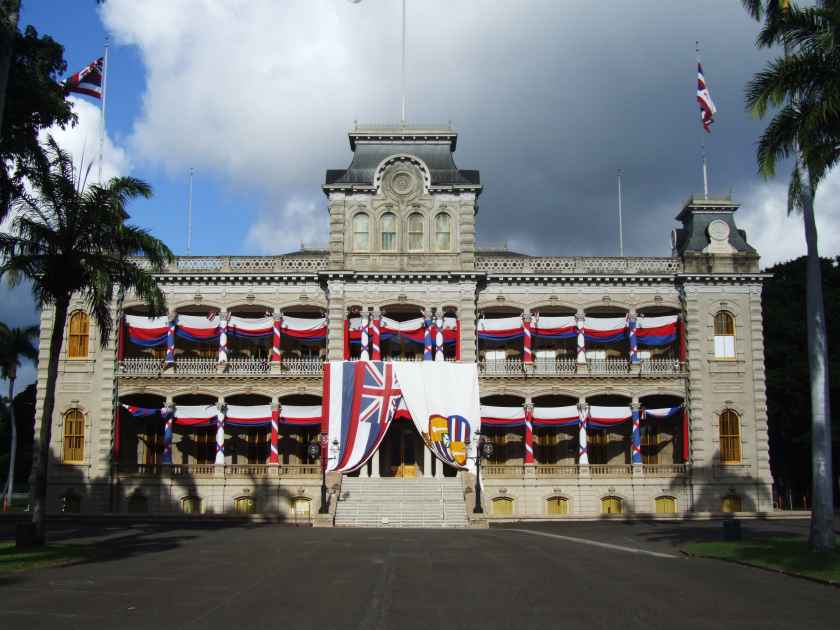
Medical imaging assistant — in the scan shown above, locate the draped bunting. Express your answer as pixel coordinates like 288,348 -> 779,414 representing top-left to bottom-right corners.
371,318 -> 381,360
120,404 -> 165,417
227,316 -> 274,339
524,406 -> 534,463
224,404 -> 273,427
281,315 -> 328,341
578,406 -> 588,464
173,404 -> 218,427
480,405 -> 526,428
270,408 -> 279,463
424,319 -> 433,360
218,319 -> 228,363
588,405 -> 632,429
477,316 -> 524,342
531,405 -> 580,428
434,316 -> 444,362
576,318 -> 586,364
215,407 -> 225,464
280,405 -> 322,426
643,405 -> 684,419
360,314 -> 370,360
378,316 -> 427,346
631,406 -> 642,464
523,319 -> 532,364
636,315 -> 678,347
125,315 -> 170,347
629,319 -> 639,364
584,317 -> 628,344
531,315 -> 577,340
175,314 -> 221,342
271,319 -> 282,362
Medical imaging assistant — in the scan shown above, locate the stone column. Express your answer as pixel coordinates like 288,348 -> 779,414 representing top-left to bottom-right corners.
577,400 -> 589,465
424,440 -> 432,477
371,446 -> 380,478
524,401 -> 535,465
270,398 -> 280,464
163,396 -> 174,465
435,456 -> 444,479
576,309 -> 587,370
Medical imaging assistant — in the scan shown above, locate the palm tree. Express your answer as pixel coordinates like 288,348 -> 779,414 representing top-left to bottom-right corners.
0,136 -> 173,543
0,321 -> 38,511
742,0 -> 839,551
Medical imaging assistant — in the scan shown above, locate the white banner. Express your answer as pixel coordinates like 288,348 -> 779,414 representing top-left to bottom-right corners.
392,361 -> 481,472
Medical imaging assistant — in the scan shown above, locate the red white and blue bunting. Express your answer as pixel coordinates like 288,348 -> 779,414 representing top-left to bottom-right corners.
477,316 -> 524,342
125,315 -> 170,347
636,315 -> 678,347
583,316 -> 628,344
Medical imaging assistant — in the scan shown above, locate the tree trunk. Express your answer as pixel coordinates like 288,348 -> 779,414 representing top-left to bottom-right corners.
30,297 -> 69,545
3,374 -> 15,512
801,163 -> 835,552
0,0 -> 21,143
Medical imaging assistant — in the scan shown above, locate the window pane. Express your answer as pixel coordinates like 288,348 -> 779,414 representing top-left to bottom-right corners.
714,335 -> 735,359
714,312 -> 734,335
408,213 -> 423,250
381,213 -> 396,251
353,214 -> 369,250
435,213 -> 451,250
68,312 -> 89,358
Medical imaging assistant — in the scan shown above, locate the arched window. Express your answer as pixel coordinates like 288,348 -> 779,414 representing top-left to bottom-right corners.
408,212 -> 424,251
721,494 -> 742,513
491,496 -> 514,516
546,496 -> 569,515
352,213 -> 369,250
380,212 -> 397,251
601,496 -> 623,514
234,496 -> 256,514
719,409 -> 741,463
68,311 -> 90,358
655,496 -> 677,514
434,212 -> 451,250
62,409 -> 85,463
180,496 -> 201,514
713,311 -> 735,359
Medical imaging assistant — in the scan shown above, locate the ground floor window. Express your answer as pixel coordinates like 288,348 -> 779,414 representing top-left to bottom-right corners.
655,496 -> 677,514
601,496 -> 622,514
546,496 -> 569,515
492,497 -> 514,516
234,496 -> 256,514
721,494 -> 742,513
181,496 -> 201,514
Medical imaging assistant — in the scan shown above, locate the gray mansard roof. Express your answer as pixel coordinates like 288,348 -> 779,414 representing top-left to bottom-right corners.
325,126 -> 480,189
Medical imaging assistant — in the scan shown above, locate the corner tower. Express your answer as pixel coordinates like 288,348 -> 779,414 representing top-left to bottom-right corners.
323,125 -> 482,273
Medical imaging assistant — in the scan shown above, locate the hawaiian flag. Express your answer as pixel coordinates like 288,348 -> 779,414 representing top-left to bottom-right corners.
697,62 -> 717,133
64,58 -> 104,99
324,361 -> 403,473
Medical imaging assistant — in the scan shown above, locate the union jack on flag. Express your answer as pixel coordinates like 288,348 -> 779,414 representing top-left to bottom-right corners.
325,361 -> 403,473
63,57 -> 103,99
697,62 -> 717,133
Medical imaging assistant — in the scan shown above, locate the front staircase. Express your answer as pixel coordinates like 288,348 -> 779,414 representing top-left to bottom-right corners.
335,477 -> 468,528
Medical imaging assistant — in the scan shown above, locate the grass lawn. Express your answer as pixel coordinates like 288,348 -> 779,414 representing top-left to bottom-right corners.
0,541 -> 92,573
684,537 -> 840,583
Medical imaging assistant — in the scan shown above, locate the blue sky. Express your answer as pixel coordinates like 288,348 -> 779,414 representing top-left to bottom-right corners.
5,0 -> 840,393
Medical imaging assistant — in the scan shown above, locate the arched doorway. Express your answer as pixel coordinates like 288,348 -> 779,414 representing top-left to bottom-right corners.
380,418 -> 423,477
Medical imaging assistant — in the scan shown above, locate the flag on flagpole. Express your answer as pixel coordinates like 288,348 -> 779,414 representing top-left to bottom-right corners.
64,58 -> 104,99
696,62 -> 716,133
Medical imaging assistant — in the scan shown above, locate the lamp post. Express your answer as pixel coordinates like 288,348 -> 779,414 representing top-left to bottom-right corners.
472,433 -> 494,514
309,437 -> 328,515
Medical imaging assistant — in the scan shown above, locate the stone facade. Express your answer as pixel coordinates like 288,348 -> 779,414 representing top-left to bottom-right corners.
34,126 -> 774,522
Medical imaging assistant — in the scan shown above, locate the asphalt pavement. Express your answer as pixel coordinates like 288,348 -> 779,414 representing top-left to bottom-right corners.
0,519 -> 836,629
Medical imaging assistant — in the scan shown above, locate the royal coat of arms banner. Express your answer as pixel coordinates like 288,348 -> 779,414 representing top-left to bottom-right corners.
391,361 -> 481,473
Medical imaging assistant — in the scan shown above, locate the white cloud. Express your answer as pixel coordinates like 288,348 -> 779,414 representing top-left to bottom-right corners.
738,168 -> 840,269
245,197 -> 328,254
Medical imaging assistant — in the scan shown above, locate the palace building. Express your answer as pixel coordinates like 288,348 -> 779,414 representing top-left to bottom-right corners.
34,125 -> 774,525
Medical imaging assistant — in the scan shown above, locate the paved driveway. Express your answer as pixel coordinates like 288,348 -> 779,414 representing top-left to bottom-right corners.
0,521 -> 836,629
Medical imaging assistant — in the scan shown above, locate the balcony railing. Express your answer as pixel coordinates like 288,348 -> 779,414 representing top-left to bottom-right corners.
280,357 -> 324,376
117,464 -> 319,478
227,357 -> 270,375
174,357 -> 217,375
478,359 -> 526,376
640,359 -> 683,375
534,464 -> 579,477
533,358 -> 577,376
482,464 -> 525,478
587,358 -> 630,375
120,357 -> 165,376
589,464 -> 634,477
642,463 -> 687,476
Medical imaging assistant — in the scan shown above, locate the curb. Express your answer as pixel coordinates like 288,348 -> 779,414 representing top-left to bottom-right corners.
682,550 -> 840,589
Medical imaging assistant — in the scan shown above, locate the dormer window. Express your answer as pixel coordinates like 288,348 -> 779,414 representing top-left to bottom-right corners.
408,213 -> 424,251
381,212 -> 397,251
435,212 -> 451,251
353,213 -> 369,251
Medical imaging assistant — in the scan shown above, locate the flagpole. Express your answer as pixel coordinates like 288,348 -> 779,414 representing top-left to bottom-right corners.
696,41 -> 709,199
617,169 -> 624,256
401,0 -> 406,124
98,37 -> 110,184
187,168 -> 194,255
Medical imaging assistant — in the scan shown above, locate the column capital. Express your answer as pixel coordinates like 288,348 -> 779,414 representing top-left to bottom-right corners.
524,401 -> 534,411
631,400 -> 641,410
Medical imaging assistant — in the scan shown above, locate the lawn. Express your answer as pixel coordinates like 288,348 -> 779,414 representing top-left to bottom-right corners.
684,537 -> 840,584
0,541 -> 92,573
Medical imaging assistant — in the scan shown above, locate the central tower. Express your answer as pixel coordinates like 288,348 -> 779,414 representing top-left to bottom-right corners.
323,125 -> 482,273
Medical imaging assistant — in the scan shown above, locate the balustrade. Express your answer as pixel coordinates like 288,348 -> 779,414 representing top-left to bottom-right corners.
640,358 -> 683,375
117,463 -> 320,479
227,357 -> 271,374
281,357 -> 324,376
534,464 -> 579,477
642,463 -> 687,476
120,357 -> 164,376
174,357 -> 217,375
482,464 -> 525,478
588,464 -> 634,477
478,358 -> 526,376
587,358 -> 630,375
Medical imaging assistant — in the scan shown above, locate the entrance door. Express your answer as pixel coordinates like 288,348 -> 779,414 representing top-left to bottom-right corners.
389,426 -> 417,478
